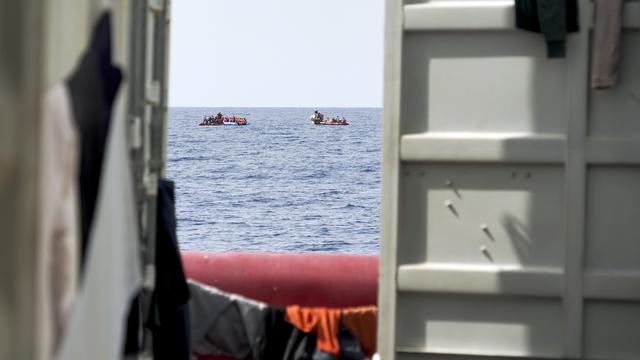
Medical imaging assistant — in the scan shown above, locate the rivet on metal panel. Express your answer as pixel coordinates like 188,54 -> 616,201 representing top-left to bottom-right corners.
481,223 -> 495,241
445,179 -> 453,187
480,245 -> 494,262
525,172 -> 532,178
445,200 -> 459,217
511,172 -> 517,179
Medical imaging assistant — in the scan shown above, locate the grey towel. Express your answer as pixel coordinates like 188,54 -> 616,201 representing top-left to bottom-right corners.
188,280 -> 269,360
591,0 -> 624,89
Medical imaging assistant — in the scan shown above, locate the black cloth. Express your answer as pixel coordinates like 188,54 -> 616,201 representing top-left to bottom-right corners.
67,11 -> 122,266
124,295 -> 141,354
263,308 -> 316,360
149,179 -> 191,360
515,0 -> 579,58
124,180 -> 191,358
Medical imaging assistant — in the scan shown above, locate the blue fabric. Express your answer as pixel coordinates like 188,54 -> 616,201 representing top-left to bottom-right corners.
68,11 -> 122,267
151,179 -> 191,360
312,326 -> 366,360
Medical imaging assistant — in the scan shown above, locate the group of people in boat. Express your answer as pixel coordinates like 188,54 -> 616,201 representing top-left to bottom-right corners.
311,110 -> 348,125
200,112 -> 247,126
201,112 -> 225,125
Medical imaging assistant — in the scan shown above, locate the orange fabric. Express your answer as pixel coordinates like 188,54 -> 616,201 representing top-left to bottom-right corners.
341,306 -> 377,357
285,306 -> 341,355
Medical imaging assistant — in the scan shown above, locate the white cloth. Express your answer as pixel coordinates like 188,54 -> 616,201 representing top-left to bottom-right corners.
37,85 -> 81,358
56,86 -> 142,360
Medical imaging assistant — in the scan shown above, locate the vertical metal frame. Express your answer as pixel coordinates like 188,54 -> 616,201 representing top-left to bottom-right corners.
128,0 -> 171,357
378,1 -> 597,359
562,0 -> 591,357
0,1 -> 44,358
377,0 -> 403,359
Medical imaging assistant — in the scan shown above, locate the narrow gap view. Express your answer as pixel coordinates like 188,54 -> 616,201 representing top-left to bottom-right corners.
167,0 -> 385,254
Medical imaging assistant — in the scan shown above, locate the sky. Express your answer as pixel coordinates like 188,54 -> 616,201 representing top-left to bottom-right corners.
169,0 -> 385,107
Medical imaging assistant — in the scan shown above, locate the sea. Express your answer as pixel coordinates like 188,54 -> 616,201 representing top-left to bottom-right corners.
166,107 -> 382,254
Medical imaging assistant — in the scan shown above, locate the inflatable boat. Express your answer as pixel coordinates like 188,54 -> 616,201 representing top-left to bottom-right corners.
199,116 -> 248,126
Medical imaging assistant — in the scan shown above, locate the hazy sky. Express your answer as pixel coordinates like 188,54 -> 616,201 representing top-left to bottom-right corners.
169,0 -> 384,107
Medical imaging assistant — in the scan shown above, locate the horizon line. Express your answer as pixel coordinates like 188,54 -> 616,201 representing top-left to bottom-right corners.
168,105 -> 383,109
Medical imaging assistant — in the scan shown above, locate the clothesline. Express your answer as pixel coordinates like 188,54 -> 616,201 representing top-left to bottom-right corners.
189,280 -> 378,360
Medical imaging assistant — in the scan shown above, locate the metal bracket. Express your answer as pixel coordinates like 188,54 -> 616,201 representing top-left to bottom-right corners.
145,81 -> 161,105
148,0 -> 164,12
143,264 -> 156,291
129,116 -> 142,150
144,172 -> 158,197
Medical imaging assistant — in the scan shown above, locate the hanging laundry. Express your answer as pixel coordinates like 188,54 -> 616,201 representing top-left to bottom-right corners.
67,11 -> 122,268
341,306 -> 377,358
591,0 -> 624,89
56,69 -> 141,360
263,308 -> 317,360
515,0 -> 579,58
148,179 -> 191,360
285,306 -> 342,355
188,280 -> 269,360
36,84 -> 80,358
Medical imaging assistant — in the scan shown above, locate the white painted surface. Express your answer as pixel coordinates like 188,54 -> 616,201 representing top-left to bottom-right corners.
379,0 -> 640,359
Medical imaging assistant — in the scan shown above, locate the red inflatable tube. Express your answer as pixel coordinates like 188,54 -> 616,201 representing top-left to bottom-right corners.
181,251 -> 379,308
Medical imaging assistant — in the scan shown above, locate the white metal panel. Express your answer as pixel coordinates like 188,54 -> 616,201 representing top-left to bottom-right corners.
404,1 -> 515,31
398,164 -> 565,267
401,32 -> 568,134
396,294 -> 564,358
378,0 -> 640,359
584,301 -> 640,360
585,167 -> 640,272
398,264 -> 563,297
589,31 -> 640,138
401,133 -> 566,163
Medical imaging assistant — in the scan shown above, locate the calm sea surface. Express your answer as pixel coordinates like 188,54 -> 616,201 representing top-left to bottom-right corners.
166,107 -> 381,254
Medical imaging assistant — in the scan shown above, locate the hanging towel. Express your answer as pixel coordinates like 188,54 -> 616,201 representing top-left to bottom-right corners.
56,81 -> 141,359
515,0 -> 579,58
341,306 -> 377,358
285,306 -> 342,355
36,84 -> 81,358
591,0 -> 624,89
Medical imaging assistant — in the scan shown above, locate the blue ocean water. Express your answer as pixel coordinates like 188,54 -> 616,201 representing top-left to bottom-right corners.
166,107 -> 382,254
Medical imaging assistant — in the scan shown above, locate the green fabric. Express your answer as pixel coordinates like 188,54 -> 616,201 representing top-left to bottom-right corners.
537,0 -> 567,57
515,0 -> 578,58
